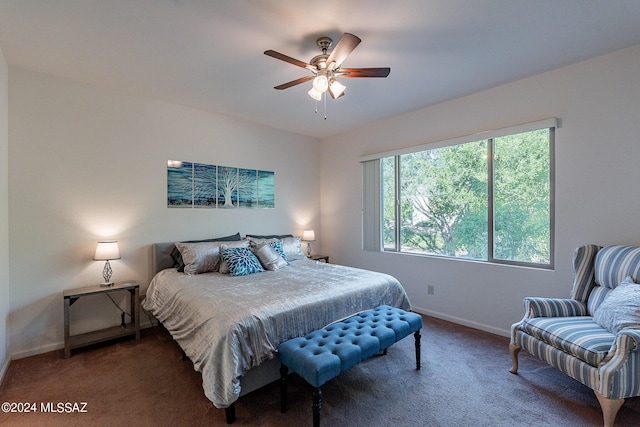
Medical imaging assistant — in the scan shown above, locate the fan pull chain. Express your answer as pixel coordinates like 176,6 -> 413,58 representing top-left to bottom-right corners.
324,92 -> 327,120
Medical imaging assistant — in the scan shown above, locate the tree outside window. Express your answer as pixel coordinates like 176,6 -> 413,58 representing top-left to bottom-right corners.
381,127 -> 552,267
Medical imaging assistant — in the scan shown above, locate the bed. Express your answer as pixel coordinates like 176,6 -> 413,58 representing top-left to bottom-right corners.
143,238 -> 411,422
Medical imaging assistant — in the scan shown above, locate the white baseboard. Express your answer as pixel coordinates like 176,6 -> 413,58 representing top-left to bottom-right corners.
11,342 -> 62,360
0,356 -> 10,386
411,305 -> 510,338
10,320 -> 157,361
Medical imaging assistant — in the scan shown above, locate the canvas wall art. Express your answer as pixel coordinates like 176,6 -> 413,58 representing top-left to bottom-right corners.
167,160 -> 275,209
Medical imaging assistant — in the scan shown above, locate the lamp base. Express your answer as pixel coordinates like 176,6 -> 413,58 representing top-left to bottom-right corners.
99,282 -> 114,287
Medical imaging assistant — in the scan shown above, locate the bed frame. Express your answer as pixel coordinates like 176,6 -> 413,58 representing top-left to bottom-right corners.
151,243 -> 282,424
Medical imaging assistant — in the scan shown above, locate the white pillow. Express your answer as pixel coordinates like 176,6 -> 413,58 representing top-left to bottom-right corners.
253,243 -> 288,271
281,236 -> 305,261
174,242 -> 223,275
218,240 -> 250,274
593,276 -> 640,334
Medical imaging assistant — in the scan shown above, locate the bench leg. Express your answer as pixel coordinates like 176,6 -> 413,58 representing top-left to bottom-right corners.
280,364 -> 288,413
313,387 -> 322,427
225,403 -> 236,424
414,330 -> 421,370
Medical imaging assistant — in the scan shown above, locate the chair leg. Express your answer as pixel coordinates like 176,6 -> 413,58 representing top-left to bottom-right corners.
509,343 -> 520,374
280,364 -> 288,413
414,330 -> 421,370
595,391 -> 624,427
312,387 -> 322,427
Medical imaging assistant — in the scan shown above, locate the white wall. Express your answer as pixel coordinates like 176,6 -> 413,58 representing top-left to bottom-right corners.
320,44 -> 640,336
8,68 -> 320,358
0,46 -> 10,378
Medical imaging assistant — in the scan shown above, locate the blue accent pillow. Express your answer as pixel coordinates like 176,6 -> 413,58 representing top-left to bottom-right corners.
221,246 -> 265,277
269,239 -> 288,263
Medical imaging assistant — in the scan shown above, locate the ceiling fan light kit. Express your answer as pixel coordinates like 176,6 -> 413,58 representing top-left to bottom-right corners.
265,33 -> 390,119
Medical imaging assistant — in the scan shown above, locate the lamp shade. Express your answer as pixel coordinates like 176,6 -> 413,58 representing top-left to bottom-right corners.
312,74 -> 328,93
308,87 -> 323,101
328,79 -> 346,99
94,241 -> 121,261
302,229 -> 316,242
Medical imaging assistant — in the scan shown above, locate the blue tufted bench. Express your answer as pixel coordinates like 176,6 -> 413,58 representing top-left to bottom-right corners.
278,305 -> 423,427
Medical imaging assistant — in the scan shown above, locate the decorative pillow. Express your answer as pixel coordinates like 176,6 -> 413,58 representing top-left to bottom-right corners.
281,236 -> 305,261
174,242 -> 225,275
593,276 -> 640,334
249,238 -> 289,262
269,239 -> 288,263
218,240 -> 251,274
254,243 -> 288,271
171,233 -> 241,271
248,237 -> 278,246
220,246 -> 265,277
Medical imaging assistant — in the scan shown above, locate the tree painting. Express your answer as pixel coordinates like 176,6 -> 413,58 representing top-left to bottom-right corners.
194,163 -> 217,207
167,160 -> 193,207
168,160 -> 275,209
238,169 -> 258,208
257,170 -> 275,208
216,166 -> 239,208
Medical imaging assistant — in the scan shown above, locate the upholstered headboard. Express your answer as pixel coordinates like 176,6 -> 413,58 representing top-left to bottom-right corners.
152,242 -> 176,275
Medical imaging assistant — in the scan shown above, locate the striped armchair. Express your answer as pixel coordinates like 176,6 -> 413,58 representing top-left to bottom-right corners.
510,245 -> 640,427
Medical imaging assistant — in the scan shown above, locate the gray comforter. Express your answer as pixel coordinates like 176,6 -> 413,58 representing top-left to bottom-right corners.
142,258 -> 410,408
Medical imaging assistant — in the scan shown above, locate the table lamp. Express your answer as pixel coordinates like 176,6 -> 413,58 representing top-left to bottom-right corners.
94,240 -> 121,286
302,229 -> 316,257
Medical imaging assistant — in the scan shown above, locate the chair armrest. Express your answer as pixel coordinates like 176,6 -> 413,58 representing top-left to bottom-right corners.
617,329 -> 640,353
598,329 -> 640,398
523,297 -> 587,318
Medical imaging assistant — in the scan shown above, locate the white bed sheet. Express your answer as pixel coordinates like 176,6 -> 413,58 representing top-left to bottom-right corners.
142,258 -> 410,408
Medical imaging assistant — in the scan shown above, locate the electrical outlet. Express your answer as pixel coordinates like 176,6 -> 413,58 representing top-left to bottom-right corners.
427,285 -> 435,295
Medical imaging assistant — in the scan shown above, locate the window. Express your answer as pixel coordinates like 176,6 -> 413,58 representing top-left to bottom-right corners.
364,119 -> 555,268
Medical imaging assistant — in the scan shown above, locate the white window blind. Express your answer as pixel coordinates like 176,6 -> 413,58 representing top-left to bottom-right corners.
362,159 -> 382,251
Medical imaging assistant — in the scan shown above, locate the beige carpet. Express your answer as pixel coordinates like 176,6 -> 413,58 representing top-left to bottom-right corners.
1,316 -> 639,427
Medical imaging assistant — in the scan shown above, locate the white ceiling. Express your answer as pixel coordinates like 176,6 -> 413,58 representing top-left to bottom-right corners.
1,1 -> 640,139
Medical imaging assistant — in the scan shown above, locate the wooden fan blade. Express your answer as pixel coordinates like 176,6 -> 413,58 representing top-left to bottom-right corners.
264,50 -> 309,68
340,67 -> 391,78
274,75 -> 313,90
326,33 -> 361,69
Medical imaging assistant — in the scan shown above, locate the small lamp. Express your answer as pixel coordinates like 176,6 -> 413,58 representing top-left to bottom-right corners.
94,240 -> 121,286
301,229 -> 316,257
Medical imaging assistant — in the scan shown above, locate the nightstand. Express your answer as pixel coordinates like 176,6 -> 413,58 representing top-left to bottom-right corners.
309,254 -> 329,263
63,282 -> 140,358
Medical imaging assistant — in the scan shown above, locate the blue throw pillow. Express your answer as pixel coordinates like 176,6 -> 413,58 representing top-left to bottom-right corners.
221,246 -> 265,277
269,239 -> 289,263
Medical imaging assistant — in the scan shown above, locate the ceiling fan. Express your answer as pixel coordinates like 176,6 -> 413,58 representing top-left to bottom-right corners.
264,33 -> 390,103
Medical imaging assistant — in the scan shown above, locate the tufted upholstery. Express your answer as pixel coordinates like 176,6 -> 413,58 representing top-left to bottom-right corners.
510,245 -> 640,427
278,306 -> 422,427
278,305 -> 422,388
